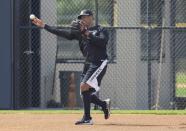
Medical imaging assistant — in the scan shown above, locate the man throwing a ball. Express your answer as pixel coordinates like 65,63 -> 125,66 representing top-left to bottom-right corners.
32,9 -> 111,125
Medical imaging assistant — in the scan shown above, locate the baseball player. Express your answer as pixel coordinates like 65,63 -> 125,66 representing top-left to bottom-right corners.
32,9 -> 111,125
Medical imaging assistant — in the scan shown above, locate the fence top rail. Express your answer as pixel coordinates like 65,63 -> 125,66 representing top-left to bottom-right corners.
20,26 -> 186,30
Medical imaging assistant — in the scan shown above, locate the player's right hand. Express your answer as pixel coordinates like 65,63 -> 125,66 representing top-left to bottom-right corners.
32,18 -> 45,28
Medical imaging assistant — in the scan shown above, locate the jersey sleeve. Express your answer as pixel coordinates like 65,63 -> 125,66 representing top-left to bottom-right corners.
88,28 -> 109,48
44,24 -> 80,40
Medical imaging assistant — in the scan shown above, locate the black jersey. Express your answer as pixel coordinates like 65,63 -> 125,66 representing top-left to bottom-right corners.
44,24 -> 109,63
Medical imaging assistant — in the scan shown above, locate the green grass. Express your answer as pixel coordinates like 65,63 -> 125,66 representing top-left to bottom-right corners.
176,73 -> 186,97
176,73 -> 186,84
176,88 -> 186,97
0,110 -> 186,115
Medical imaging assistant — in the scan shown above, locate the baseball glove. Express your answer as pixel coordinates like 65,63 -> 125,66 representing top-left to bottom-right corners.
70,19 -> 88,34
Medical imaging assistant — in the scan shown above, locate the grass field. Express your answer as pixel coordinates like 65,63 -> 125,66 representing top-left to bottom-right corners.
176,73 -> 186,97
176,73 -> 186,84
176,88 -> 186,97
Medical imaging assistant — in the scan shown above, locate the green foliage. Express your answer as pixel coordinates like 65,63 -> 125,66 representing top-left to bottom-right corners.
56,0 -> 113,26
56,0 -> 95,25
176,88 -> 186,97
176,73 -> 186,84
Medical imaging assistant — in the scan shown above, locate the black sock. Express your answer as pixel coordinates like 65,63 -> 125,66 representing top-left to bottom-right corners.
82,91 -> 91,119
90,94 -> 106,109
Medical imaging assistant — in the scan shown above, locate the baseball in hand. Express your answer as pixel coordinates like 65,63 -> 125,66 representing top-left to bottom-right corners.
30,14 -> 36,20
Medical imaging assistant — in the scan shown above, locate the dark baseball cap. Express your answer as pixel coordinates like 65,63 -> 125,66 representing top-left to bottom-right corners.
77,9 -> 93,19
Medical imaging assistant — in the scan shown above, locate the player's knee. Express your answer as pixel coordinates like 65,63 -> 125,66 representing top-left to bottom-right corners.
80,83 -> 90,92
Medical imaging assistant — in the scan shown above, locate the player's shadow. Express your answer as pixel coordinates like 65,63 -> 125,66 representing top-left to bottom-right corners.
96,123 -> 172,127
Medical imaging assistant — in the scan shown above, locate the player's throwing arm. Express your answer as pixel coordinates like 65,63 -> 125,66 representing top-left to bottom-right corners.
30,14 -> 45,28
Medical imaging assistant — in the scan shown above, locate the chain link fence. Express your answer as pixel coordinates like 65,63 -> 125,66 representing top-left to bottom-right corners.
13,0 -> 186,110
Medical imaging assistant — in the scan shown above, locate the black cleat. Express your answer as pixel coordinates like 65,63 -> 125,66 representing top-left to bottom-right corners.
75,116 -> 93,125
103,98 -> 111,119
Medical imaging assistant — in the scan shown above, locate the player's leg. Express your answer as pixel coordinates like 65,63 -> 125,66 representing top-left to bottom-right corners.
89,66 -> 107,109
75,63 -> 93,125
75,83 -> 93,125
75,60 -> 110,125
90,90 -> 106,110
80,83 -> 91,119
89,91 -> 111,119
89,66 -> 111,119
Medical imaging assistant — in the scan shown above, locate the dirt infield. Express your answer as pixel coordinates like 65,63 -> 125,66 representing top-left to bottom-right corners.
0,114 -> 186,131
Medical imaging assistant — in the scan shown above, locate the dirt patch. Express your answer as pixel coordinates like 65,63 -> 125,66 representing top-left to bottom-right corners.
0,114 -> 186,131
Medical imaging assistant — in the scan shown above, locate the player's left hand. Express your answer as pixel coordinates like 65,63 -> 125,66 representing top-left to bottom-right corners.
79,20 -> 88,32
79,20 -> 90,37
70,19 -> 90,37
